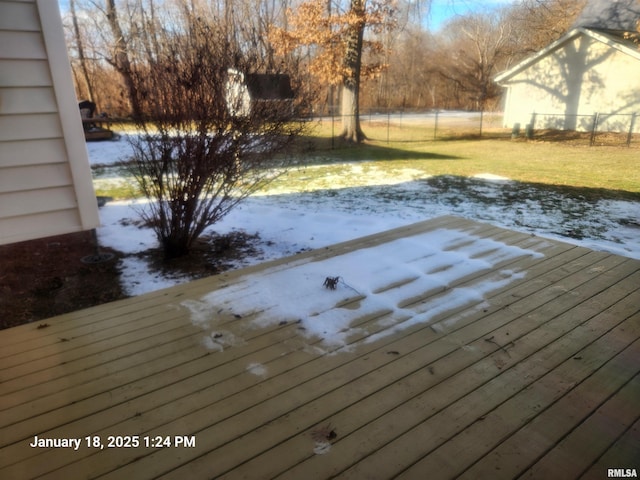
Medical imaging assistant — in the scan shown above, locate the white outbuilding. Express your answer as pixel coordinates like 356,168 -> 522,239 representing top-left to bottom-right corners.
495,0 -> 640,133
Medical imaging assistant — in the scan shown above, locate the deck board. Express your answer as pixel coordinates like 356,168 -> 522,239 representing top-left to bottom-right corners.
581,416 -> 640,480
0,216 -> 638,479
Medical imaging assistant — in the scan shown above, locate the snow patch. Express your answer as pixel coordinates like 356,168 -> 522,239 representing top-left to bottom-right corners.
246,362 -> 268,377
473,173 -> 511,182
201,330 -> 246,352
313,441 -> 332,455
185,228 -> 542,352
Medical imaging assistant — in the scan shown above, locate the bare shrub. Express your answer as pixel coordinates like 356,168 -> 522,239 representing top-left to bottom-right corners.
126,13 -> 307,259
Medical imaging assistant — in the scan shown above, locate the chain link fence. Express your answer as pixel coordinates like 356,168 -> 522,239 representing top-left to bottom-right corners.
109,108 -> 640,147
312,109 -> 507,146
309,108 -> 640,147
518,112 -> 640,147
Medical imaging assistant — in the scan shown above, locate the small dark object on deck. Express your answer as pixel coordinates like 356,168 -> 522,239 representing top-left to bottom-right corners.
311,423 -> 338,442
323,276 -> 340,290
37,323 -> 50,329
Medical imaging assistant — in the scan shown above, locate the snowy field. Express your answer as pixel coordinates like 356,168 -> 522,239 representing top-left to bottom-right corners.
88,136 -> 640,297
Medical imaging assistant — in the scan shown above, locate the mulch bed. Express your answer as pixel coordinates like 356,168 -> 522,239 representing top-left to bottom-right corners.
0,231 -> 125,330
0,229 -> 263,330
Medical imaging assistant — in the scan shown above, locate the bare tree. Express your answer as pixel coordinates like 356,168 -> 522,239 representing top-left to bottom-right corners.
370,26 -> 439,108
436,10 -> 515,111
104,0 -> 142,117
508,0 -> 586,54
69,0 -> 95,102
624,2 -> 640,46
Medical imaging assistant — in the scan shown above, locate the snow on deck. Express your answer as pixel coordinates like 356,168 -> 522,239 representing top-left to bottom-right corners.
184,223 -> 544,353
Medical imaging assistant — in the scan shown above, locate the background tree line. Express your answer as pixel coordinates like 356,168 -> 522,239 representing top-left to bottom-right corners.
361,0 -> 585,112
63,0 -> 584,119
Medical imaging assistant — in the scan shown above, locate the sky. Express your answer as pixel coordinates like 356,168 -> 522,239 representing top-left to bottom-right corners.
58,0 -> 521,30
427,0 -> 520,30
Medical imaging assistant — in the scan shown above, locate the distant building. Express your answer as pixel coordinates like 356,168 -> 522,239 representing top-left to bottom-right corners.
0,0 -> 99,245
495,0 -> 640,133
226,69 -> 295,118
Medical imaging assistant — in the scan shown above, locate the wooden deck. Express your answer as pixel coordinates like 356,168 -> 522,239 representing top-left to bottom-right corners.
1,216 -> 638,479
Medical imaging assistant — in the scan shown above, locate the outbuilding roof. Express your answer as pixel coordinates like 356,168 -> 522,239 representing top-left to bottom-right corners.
244,73 -> 294,101
495,27 -> 640,84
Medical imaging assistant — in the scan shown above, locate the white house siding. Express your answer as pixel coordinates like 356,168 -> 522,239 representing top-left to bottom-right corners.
0,0 -> 99,245
499,29 -> 640,133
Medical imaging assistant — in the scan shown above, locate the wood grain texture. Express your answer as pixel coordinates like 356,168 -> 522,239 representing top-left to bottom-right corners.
0,217 -> 638,479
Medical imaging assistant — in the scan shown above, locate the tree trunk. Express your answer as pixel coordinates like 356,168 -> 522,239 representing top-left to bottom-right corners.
340,0 -> 367,143
341,82 -> 366,142
105,0 -> 142,119
70,0 -> 94,103
161,236 -> 192,260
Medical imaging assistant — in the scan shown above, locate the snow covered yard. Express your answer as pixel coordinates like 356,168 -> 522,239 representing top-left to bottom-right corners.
89,135 -> 640,296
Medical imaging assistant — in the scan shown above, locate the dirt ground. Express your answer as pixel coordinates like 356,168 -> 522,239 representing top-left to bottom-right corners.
0,230 -> 261,330
0,231 -> 124,330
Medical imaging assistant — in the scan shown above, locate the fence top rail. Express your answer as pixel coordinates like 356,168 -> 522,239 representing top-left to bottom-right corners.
532,112 -> 638,117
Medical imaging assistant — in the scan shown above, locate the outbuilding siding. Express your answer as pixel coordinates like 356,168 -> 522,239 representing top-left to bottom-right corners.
498,29 -> 640,132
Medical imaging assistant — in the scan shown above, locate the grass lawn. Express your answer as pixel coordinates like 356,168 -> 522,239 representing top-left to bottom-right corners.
263,122 -> 640,198
94,121 -> 640,200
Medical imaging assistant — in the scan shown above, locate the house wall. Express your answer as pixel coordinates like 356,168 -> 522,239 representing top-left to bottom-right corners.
0,0 -> 99,245
502,33 -> 640,132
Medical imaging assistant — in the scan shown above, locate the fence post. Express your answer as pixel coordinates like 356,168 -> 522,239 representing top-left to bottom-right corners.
331,109 -> 335,149
589,113 -> 599,146
434,110 -> 439,140
527,113 -> 536,139
627,113 -> 637,147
